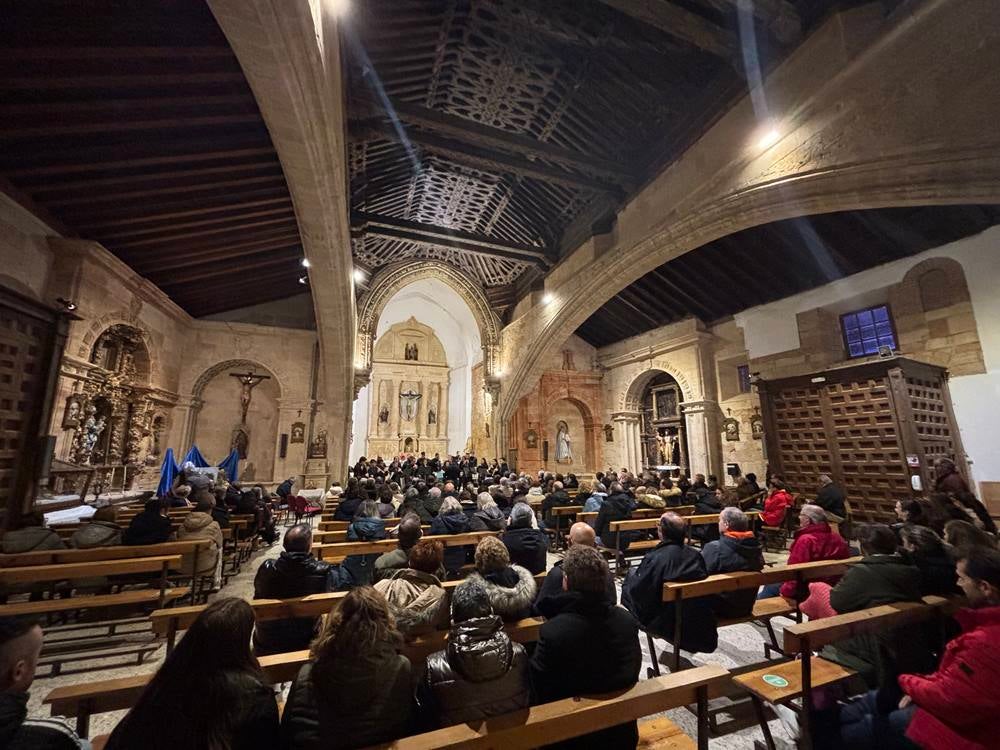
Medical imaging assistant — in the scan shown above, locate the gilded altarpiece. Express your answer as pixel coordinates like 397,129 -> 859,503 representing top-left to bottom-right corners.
367,318 -> 449,458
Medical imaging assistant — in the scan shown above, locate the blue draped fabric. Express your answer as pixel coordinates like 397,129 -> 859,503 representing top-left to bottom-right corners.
217,449 -> 239,483
156,448 -> 180,498
182,445 -> 210,468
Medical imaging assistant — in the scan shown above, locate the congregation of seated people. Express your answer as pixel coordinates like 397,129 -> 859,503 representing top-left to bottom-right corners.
3,453 -> 999,749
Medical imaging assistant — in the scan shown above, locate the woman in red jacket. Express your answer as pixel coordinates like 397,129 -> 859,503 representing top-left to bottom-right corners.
761,478 -> 794,527
777,504 -> 851,600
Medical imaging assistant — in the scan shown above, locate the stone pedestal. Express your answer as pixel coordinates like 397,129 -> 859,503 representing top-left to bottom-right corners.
302,458 -> 329,491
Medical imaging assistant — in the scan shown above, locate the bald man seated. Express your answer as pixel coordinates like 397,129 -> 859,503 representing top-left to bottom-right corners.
533,522 -> 617,618
0,617 -> 89,749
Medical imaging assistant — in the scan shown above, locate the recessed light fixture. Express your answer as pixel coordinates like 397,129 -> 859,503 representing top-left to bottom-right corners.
301,258 -> 311,268
56,297 -> 77,311
298,276 -> 308,285
353,268 -> 366,283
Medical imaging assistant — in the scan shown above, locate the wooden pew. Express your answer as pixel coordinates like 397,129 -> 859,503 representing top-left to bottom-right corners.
313,531 -> 499,563
651,556 -> 863,674
151,571 -> 549,651
577,505 -> 694,526
733,595 -> 953,750
45,616 -> 550,737
605,510 -> 759,569
358,665 -> 730,750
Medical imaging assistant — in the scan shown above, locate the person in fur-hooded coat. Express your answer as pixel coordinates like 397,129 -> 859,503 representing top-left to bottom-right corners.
465,536 -> 537,622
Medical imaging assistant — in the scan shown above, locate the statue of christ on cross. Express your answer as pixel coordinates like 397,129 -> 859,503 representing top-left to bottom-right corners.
230,370 -> 271,424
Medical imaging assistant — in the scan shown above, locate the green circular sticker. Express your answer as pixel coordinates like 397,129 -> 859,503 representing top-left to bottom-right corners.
762,674 -> 790,688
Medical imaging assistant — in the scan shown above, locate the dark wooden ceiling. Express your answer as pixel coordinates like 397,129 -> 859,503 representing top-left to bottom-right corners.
345,0 -> 835,317
575,205 -> 1000,348
0,0 -> 301,317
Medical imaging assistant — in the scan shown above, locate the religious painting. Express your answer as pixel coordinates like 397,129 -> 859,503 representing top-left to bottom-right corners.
404,342 -> 419,361
524,429 -> 538,449
750,411 -> 764,440
290,422 -> 305,444
722,413 -> 740,442
62,395 -> 83,429
308,428 -> 328,459
604,423 -> 614,442
654,387 -> 678,420
232,427 -> 250,460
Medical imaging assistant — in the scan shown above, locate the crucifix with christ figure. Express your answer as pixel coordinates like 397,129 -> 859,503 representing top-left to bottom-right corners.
230,370 -> 271,424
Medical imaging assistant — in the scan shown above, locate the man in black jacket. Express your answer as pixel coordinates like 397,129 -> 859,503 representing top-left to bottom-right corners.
252,524 -> 349,655
122,497 -> 172,546
540,481 -> 575,527
0,618 -> 87,749
701,507 -> 764,618
622,511 -> 718,655
530,546 -> 640,749
534,523 -> 616,618
502,503 -> 548,574
594,483 -> 632,551
815,474 -> 847,519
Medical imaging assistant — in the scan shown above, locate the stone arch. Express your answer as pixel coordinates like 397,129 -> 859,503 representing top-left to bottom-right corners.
357,261 -> 502,378
77,315 -> 158,387
621,364 -> 696,412
546,391 -> 599,474
190,359 -> 285,400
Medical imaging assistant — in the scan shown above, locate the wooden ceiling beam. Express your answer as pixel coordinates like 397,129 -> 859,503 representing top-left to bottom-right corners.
595,0 -> 738,60
711,0 -> 801,44
610,291 -> 665,330
0,113 -> 262,139
0,72 -> 247,90
353,123 -> 617,194
95,206 -> 297,241
0,94 -> 256,117
4,146 -> 276,179
155,252 -> 301,285
31,162 -> 282,194
132,236 -> 302,273
626,278 -> 685,321
647,266 -> 718,321
178,282 -> 305,318
75,197 -> 293,230
43,174 -> 287,207
351,212 -> 552,267
109,216 -> 299,250
350,93 -> 634,186
0,46 -> 235,61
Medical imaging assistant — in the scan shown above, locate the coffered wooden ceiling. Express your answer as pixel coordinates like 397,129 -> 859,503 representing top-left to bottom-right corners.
575,205 -> 1000,348
1,0 -> 838,319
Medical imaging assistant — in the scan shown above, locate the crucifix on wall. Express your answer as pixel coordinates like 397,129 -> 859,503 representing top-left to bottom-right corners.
230,370 -> 271,424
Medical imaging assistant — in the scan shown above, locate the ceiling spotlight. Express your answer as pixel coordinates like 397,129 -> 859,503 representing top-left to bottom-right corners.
56,297 -> 77,311
353,268 -> 366,283
542,293 -> 554,305
755,126 -> 781,151
301,258 -> 311,268
298,276 -> 308,285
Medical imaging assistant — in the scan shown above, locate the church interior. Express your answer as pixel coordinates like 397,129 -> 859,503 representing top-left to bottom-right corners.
1,0 -> 999,748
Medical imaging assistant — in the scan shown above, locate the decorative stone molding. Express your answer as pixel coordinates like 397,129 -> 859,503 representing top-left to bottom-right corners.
356,260 -> 502,378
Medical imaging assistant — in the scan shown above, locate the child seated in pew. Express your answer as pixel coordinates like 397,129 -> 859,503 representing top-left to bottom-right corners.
104,598 -> 279,750
0,616 -> 89,749
820,547 -> 1000,750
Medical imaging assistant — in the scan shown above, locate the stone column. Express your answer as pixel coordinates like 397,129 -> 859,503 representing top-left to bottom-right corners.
612,411 -> 642,473
172,396 -> 203,455
681,400 -> 721,477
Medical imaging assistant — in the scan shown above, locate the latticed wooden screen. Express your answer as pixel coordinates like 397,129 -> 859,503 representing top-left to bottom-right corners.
770,385 -> 833,494
762,359 -> 963,524
0,306 -> 51,521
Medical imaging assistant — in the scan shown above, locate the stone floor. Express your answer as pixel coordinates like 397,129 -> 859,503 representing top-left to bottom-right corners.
28,537 -> 796,747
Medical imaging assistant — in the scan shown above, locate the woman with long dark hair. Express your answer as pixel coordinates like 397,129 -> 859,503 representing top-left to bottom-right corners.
105,598 -> 279,750
281,587 -> 414,748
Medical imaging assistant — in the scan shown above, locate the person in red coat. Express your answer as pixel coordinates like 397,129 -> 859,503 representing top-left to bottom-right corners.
832,547 -> 1000,750
760,478 -> 794,527
778,504 -> 852,600
897,547 -> 1000,750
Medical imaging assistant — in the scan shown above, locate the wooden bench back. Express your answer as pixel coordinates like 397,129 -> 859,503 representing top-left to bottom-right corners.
0,540 -> 207,568
610,509 -> 758,534
661,556 -> 862,601
782,595 -> 951,652
0,554 -> 184,585
313,531 -> 498,560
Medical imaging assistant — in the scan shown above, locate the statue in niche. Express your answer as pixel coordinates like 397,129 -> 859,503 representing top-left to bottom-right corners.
669,433 -> 680,464
603,423 -> 614,442
427,408 -> 436,425
400,389 -> 422,421
79,406 -> 106,465
656,433 -> 669,464
232,428 -> 250,460
555,420 -> 572,463
404,343 -> 419,361
751,410 -> 764,440
378,405 -> 390,424
290,422 -> 305,444
308,428 -> 328,459
485,421 -> 490,438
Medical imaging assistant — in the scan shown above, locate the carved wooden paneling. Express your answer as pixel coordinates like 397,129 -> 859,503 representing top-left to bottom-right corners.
769,385 -> 832,496
906,373 -> 957,466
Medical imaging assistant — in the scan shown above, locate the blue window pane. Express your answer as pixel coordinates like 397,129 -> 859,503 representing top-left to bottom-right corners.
873,307 -> 889,322
842,305 -> 895,359
857,310 -> 874,327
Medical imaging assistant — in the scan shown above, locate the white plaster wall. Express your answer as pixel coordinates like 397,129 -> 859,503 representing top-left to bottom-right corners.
735,225 -> 1000,485
351,278 -> 482,461
0,194 -> 55,300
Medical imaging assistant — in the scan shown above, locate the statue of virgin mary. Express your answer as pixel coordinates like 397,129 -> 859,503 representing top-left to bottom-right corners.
555,421 -> 572,463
